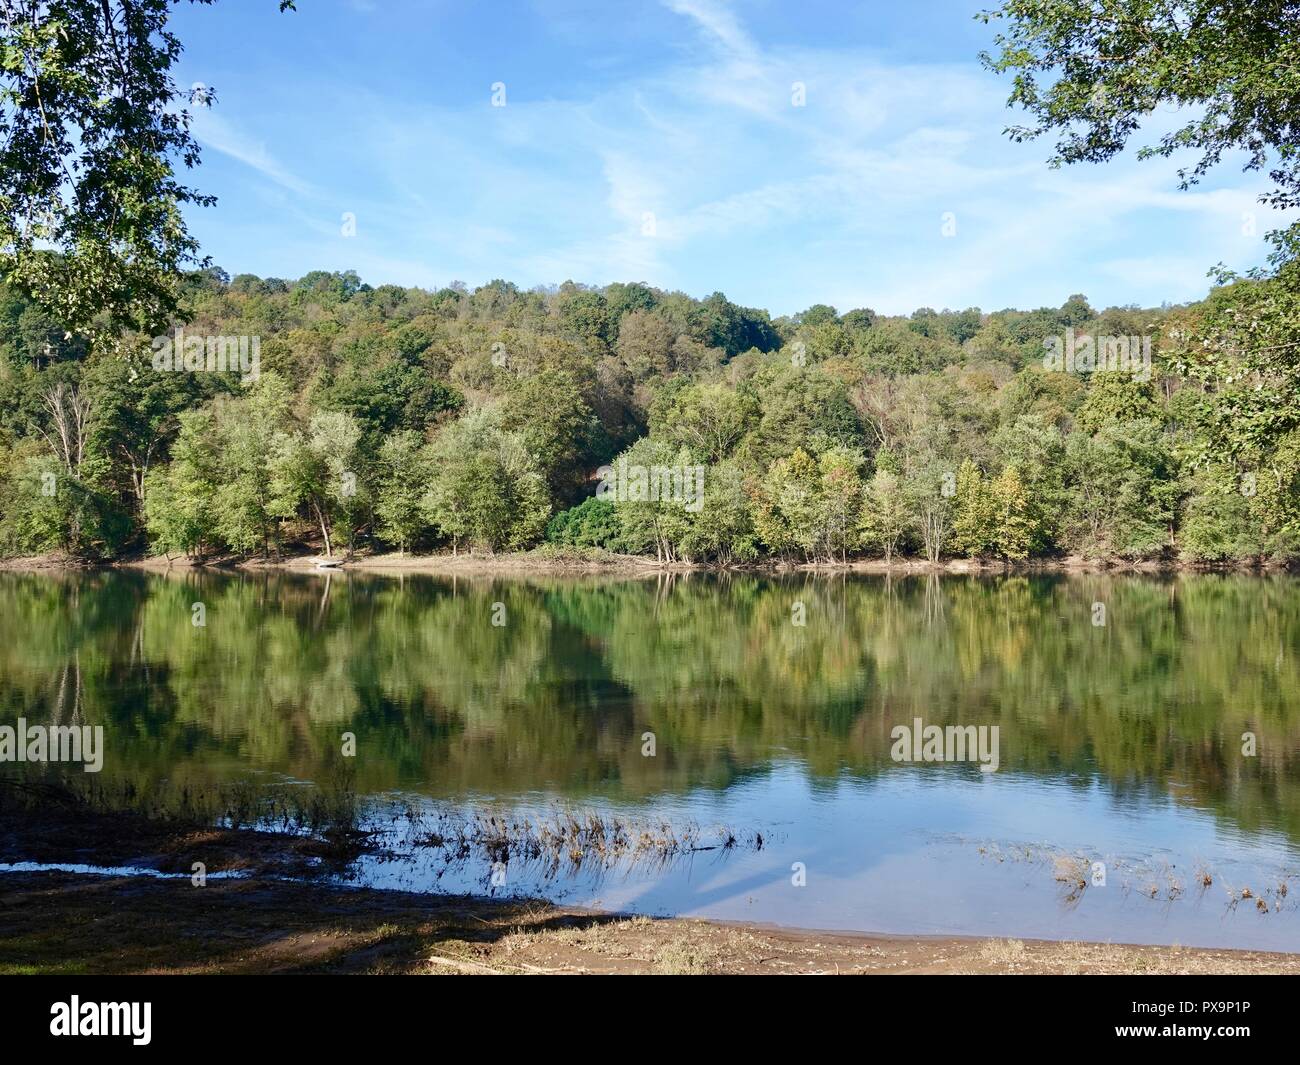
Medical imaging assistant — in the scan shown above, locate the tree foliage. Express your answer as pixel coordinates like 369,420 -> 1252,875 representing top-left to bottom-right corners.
0,0 -> 293,344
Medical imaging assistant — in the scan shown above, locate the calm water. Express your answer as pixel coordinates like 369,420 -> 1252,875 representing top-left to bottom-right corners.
4,568 -> 1300,949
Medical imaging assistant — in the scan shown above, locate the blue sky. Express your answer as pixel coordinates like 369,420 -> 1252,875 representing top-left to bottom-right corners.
170,0 -> 1292,317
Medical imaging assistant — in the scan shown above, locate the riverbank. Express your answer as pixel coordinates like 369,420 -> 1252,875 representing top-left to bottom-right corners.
1,796 -> 1297,975
6,870 -> 1298,975
0,547 -> 1289,577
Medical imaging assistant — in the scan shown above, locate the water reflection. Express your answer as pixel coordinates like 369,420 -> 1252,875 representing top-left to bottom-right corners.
3,569 -> 1300,945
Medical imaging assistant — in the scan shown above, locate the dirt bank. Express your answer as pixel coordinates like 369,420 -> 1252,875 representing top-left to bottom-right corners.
3,548 -> 1288,578
3,870 -> 1297,975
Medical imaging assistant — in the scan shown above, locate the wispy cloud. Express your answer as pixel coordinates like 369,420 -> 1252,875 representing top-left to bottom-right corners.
663,0 -> 759,65
190,110 -> 318,200
176,0 -> 1295,314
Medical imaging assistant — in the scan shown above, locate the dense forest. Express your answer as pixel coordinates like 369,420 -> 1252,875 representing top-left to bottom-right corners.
0,264 -> 1294,566
0,0 -> 1294,570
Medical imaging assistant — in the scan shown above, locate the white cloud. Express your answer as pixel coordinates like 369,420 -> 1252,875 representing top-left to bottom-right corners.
190,110 -> 318,199
186,0 -> 1298,313
662,0 -> 759,65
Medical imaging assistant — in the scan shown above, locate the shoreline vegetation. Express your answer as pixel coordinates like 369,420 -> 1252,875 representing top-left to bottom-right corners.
4,274 -> 1300,581
2,547 -> 1296,577
1,784 -> 1294,976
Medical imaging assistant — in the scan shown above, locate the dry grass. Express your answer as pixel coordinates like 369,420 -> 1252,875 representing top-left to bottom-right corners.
653,932 -> 725,975
980,939 -> 1027,966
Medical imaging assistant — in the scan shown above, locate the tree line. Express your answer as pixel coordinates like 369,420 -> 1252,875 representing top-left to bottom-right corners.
0,0 -> 1294,568
0,266 -> 1294,566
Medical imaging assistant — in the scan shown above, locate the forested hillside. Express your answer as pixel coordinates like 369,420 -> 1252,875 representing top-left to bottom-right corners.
0,266 -> 1292,565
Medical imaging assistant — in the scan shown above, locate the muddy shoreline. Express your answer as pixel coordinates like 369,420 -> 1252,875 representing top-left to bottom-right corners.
1,801 -> 1297,975
6,869 -> 1300,975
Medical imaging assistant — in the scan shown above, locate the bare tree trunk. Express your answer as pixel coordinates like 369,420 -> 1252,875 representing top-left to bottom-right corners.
37,382 -> 92,476
313,500 -> 332,557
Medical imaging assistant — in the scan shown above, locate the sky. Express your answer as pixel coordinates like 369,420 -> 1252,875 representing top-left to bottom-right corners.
168,0 -> 1293,318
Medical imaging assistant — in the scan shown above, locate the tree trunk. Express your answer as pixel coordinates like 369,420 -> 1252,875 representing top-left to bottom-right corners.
313,501 -> 332,557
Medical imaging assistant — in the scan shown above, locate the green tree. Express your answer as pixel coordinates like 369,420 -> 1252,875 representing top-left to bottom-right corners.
991,464 -> 1035,560
980,0 -> 1300,233
605,437 -> 697,563
904,459 -> 955,564
615,309 -> 677,382
143,406 -> 216,557
374,430 -> 429,555
422,407 -> 550,553
210,374 -> 293,556
83,348 -> 215,511
545,495 -> 622,551
678,459 -> 758,563
1245,429 -> 1300,556
269,410 -> 363,558
859,468 -> 910,562
752,448 -> 821,560
142,459 -> 205,557
1075,372 -> 1160,435
816,447 -> 866,562
991,413 -> 1066,551
1179,467 -> 1265,562
0,442 -> 72,553
654,381 -> 758,463
983,0 -> 1300,473
951,459 -> 998,557
1167,264 -> 1300,463
0,0 -> 295,345
558,289 -> 613,355
742,365 -> 864,467
1062,421 -> 1175,558
501,368 -> 598,504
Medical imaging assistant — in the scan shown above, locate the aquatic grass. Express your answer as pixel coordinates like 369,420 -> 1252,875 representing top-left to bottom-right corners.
969,837 -> 1300,916
404,806 -> 764,888
0,766 -> 765,888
